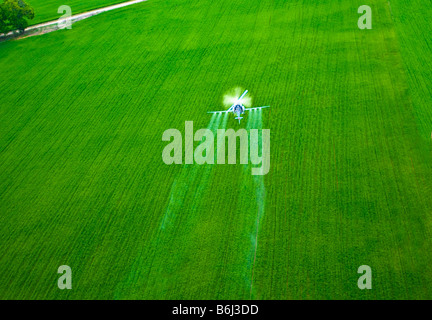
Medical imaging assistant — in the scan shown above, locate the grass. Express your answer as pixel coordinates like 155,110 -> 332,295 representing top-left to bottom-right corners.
26,0 -> 131,25
0,0 -> 431,299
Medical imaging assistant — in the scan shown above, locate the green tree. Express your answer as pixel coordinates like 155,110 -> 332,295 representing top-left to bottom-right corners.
0,0 -> 34,34
0,3 -> 8,35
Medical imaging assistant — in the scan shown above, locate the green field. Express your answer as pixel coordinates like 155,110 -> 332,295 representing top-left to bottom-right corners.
27,0 -> 129,25
0,0 -> 431,299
